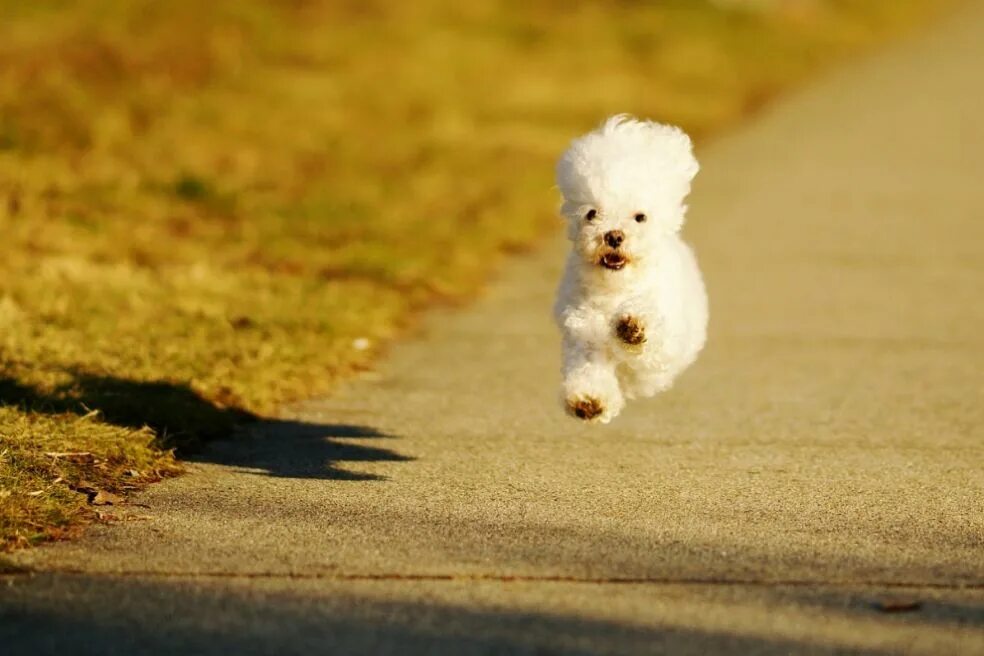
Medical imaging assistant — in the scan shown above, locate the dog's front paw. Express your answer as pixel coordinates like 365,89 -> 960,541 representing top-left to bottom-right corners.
615,315 -> 646,347
565,395 -> 605,422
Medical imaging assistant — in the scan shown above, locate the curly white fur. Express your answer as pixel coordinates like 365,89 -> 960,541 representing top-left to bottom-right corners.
554,115 -> 708,423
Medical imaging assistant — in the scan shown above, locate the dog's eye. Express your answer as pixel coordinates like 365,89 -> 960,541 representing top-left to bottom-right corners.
634,213 -> 647,223
585,209 -> 597,221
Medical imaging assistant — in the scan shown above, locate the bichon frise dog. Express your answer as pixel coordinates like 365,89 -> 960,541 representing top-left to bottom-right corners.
554,115 -> 708,423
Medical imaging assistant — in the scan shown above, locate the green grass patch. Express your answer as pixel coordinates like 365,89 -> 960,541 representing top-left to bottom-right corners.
0,0 -> 949,550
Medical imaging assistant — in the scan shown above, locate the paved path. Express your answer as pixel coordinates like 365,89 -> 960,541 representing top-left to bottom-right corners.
5,3 -> 984,654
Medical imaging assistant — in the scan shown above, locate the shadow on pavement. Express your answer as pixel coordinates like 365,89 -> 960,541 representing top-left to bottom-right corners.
0,371 -> 412,481
776,587 -> 984,627
198,420 -> 413,481
0,573 -> 909,656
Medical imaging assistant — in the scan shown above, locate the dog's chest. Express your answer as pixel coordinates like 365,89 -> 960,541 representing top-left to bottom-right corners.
579,270 -> 650,314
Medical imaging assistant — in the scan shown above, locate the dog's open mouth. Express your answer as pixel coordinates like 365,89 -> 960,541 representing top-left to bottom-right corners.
599,252 -> 628,271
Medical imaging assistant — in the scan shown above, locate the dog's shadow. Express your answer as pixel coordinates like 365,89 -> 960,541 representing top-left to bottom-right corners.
203,420 -> 412,481
0,371 -> 411,481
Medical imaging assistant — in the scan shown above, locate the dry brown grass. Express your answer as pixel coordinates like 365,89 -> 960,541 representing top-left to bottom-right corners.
0,0 -> 949,550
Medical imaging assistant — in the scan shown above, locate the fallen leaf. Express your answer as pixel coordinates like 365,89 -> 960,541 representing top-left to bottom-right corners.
45,451 -> 95,463
90,490 -> 123,506
125,514 -> 154,521
73,481 -> 98,494
875,599 -> 922,613
230,316 -> 255,329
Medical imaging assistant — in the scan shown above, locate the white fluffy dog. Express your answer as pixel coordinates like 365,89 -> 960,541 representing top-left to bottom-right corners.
554,115 -> 708,423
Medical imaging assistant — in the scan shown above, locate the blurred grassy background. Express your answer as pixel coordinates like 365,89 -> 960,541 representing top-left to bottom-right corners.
0,0 -> 948,549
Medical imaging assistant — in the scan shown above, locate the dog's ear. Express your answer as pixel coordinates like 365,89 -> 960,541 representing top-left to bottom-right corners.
555,147 -> 591,215
558,199 -> 579,220
632,121 -> 699,234
643,121 -> 699,186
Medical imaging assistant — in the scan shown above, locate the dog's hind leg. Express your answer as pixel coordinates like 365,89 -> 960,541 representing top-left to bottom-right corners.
619,365 -> 678,400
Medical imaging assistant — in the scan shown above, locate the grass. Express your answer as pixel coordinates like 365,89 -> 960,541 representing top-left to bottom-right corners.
0,0 -> 949,550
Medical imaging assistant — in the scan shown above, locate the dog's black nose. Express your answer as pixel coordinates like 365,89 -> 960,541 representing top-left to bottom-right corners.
604,230 -> 624,248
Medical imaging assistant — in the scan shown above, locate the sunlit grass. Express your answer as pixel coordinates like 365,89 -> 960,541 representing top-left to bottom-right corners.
0,0 -> 948,550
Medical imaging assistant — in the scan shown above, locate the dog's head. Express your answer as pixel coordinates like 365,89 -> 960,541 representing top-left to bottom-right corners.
556,115 -> 698,272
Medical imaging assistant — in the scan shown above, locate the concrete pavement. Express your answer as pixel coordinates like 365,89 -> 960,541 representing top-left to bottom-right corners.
4,2 -> 984,653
